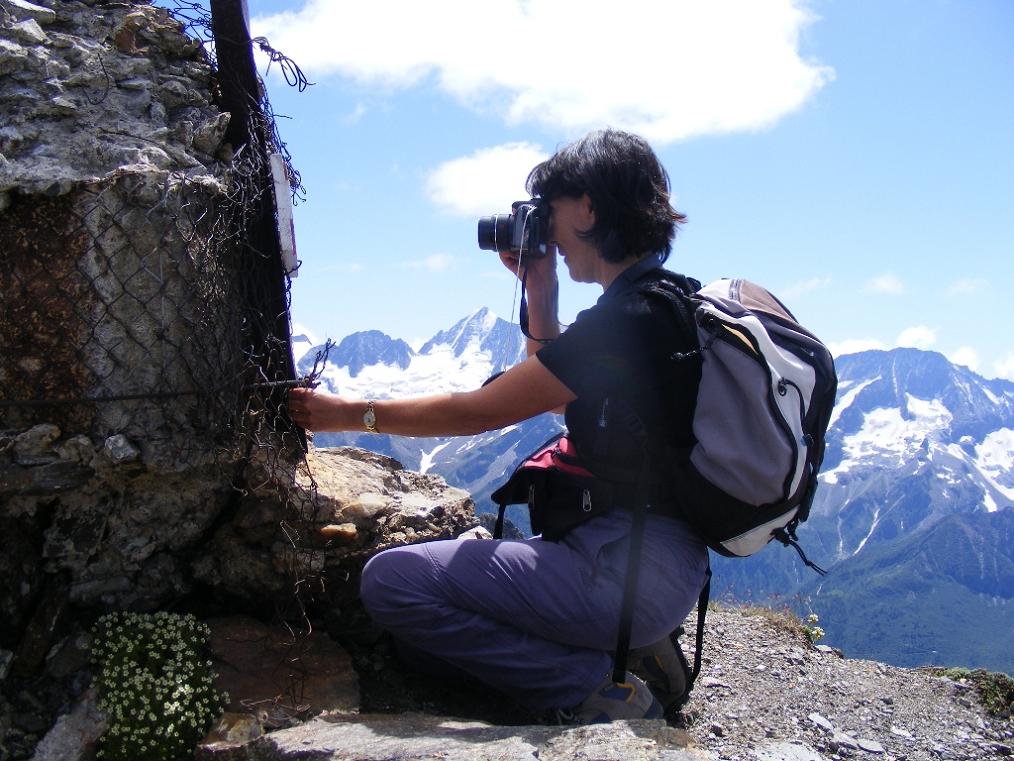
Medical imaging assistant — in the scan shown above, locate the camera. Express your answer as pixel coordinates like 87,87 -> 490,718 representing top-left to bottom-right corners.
477,199 -> 550,257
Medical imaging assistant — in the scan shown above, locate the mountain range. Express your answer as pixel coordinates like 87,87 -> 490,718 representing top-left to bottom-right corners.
294,310 -> 1014,674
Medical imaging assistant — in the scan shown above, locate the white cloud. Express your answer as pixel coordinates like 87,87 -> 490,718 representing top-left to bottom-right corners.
426,143 -> 549,217
253,0 -> 832,143
827,338 -> 887,358
403,253 -> 454,272
948,346 -> 980,372
340,103 -> 368,125
866,273 -> 905,295
319,261 -> 365,274
896,325 -> 937,350
780,276 -> 832,299
945,277 -> 989,298
993,353 -> 1014,382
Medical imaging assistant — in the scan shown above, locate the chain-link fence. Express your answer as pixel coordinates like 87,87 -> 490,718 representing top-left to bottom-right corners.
0,0 -> 334,621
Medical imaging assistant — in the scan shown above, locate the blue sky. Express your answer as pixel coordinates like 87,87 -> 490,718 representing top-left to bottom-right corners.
245,0 -> 1014,380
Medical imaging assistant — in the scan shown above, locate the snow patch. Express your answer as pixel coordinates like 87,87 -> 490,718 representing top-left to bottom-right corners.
974,428 -> 1014,505
419,441 -> 453,474
828,377 -> 878,429
830,395 -> 952,471
318,344 -> 496,399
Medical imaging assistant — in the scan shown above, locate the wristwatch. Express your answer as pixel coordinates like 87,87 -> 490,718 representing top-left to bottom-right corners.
363,401 -> 379,433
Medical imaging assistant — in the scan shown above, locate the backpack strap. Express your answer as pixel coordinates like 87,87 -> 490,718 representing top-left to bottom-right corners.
611,453 -> 652,684
688,564 -> 711,689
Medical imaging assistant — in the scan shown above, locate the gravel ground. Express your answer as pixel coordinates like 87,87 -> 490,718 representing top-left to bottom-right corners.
346,603 -> 1013,760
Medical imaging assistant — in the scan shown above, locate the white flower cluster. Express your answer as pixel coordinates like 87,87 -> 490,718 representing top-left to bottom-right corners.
90,611 -> 226,761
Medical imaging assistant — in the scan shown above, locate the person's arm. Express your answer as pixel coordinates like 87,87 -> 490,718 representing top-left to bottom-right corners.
498,246 -> 560,357
287,354 -> 575,436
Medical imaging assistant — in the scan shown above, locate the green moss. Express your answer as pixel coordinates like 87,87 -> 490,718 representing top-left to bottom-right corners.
926,667 -> 1014,718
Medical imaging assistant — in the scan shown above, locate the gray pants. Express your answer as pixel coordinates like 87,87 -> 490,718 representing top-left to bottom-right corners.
360,510 -> 709,711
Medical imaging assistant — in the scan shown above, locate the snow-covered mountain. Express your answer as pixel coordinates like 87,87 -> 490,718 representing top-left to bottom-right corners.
298,308 -> 526,401
294,314 -> 1014,673
296,308 -> 554,515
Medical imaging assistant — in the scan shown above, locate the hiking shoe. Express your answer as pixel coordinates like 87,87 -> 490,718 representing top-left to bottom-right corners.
630,631 -> 691,713
558,671 -> 664,725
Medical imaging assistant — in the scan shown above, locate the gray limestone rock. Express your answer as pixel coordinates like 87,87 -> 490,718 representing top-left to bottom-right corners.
1,0 -> 56,24
13,423 -> 61,464
102,433 -> 140,463
206,713 -> 705,761
29,688 -> 104,761
752,743 -> 825,761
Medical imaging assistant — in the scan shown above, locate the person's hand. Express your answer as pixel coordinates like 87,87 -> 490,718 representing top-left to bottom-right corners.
499,244 -> 558,295
287,387 -> 346,431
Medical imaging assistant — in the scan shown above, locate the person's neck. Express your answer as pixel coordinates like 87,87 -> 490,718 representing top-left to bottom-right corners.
599,253 -> 660,293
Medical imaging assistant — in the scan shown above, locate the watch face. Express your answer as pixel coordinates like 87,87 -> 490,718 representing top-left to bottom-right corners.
364,408 -> 377,428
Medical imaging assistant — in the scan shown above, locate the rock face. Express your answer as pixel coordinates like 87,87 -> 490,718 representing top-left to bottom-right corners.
0,1 -> 482,757
0,0 -> 225,200
1,0 -> 245,697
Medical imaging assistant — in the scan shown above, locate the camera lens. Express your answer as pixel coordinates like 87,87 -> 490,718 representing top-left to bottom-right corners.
477,214 -> 512,252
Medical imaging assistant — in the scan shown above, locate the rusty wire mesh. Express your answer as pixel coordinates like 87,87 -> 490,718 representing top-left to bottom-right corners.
0,2 -> 336,626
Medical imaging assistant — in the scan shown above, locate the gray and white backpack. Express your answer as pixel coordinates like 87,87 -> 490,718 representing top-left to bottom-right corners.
649,276 -> 838,564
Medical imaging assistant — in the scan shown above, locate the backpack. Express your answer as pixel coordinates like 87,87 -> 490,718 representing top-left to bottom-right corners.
491,273 -> 838,711
642,276 -> 838,564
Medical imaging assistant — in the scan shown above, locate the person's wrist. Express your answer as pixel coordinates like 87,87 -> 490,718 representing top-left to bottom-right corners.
525,278 -> 559,305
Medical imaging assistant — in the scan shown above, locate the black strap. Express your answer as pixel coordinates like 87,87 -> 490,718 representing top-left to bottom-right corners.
611,495 -> 647,683
688,565 -> 711,689
774,528 -> 827,575
519,266 -> 556,345
611,452 -> 653,683
493,503 -> 506,539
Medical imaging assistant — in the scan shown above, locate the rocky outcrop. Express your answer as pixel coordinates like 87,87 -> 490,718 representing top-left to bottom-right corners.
0,0 -> 226,200
2,439 -> 482,757
188,606 -> 1011,761
220,715 -> 702,761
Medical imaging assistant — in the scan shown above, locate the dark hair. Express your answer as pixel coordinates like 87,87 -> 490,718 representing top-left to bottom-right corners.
526,129 -> 686,263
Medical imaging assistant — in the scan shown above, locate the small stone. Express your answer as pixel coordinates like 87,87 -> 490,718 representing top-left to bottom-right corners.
320,523 -> 358,542
889,726 -> 913,739
192,112 -> 230,155
11,18 -> 46,44
103,434 -> 140,463
50,96 -> 78,114
815,644 -> 844,658
14,423 -> 61,464
455,525 -> 492,541
752,742 -> 825,761
1,0 -> 57,24
702,676 -> 732,689
856,738 -> 885,754
117,77 -> 149,90
55,436 -> 95,464
710,722 -> 725,737
199,711 -> 262,750
832,732 -> 858,749
809,712 -> 834,733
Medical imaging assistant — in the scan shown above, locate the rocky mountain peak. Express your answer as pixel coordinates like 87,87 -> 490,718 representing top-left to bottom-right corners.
329,330 -> 415,378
